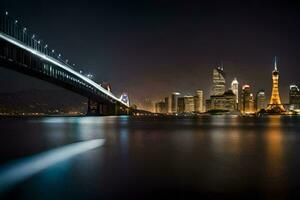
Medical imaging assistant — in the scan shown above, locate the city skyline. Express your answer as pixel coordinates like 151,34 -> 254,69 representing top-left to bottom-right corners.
2,2 -> 300,199
154,57 -> 299,114
1,1 -> 300,111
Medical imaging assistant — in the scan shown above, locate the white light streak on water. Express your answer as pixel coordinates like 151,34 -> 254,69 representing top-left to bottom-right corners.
0,139 -> 105,193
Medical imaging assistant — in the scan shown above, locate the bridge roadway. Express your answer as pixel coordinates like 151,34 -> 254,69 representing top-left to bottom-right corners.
0,13 -> 133,116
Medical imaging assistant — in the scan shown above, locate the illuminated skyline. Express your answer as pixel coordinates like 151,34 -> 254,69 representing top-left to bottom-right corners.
1,1 -> 300,110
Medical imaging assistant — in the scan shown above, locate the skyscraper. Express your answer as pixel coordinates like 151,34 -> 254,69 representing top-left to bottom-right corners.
256,90 -> 266,111
171,92 -> 180,113
194,90 -> 204,113
210,90 -> 236,112
177,97 -> 185,113
165,96 -> 170,113
184,95 -> 195,113
241,84 -> 253,113
155,101 -> 166,113
249,93 -> 255,113
289,84 -> 300,110
266,57 -> 285,112
212,66 -> 226,96
289,85 -> 300,104
231,78 -> 239,105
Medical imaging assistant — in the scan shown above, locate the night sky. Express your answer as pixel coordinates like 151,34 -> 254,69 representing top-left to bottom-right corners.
1,0 -> 300,110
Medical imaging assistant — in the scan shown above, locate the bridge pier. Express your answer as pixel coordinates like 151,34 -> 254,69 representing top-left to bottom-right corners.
87,98 -> 130,116
87,98 -> 101,116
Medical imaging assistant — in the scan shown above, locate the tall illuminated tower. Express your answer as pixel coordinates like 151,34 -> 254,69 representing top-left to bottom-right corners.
212,66 -> 226,95
195,90 -> 204,112
231,78 -> 239,104
266,57 -> 285,112
241,85 -> 251,113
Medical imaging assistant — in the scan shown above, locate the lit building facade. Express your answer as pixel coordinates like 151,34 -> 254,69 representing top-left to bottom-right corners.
205,99 -> 211,111
184,96 -> 195,113
289,84 -> 300,110
249,93 -> 255,113
164,96 -> 170,113
212,67 -> 226,96
266,57 -> 285,112
256,90 -> 266,111
155,101 -> 166,113
194,90 -> 204,113
241,85 -> 254,113
209,90 -> 236,112
231,78 -> 239,105
177,97 -> 185,113
171,92 -> 180,114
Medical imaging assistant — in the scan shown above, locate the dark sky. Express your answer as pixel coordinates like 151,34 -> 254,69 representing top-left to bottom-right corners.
1,0 -> 300,109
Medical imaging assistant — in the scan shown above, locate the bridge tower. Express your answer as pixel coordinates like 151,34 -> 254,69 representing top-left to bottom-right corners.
120,93 -> 130,106
266,57 -> 285,113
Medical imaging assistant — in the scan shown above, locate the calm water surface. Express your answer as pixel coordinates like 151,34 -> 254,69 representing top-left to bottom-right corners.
1,115 -> 300,199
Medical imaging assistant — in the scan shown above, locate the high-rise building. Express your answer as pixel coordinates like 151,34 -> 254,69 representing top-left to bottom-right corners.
171,92 -> 180,114
194,90 -> 204,113
177,97 -> 185,113
164,97 -> 170,113
184,96 -> 195,113
241,84 -> 253,113
205,99 -> 211,111
289,85 -> 300,104
155,101 -> 166,113
154,97 -> 170,114
231,78 -> 239,105
209,90 -> 236,112
256,90 -> 266,111
266,57 -> 285,112
289,84 -> 300,110
249,93 -> 255,113
212,67 -> 226,96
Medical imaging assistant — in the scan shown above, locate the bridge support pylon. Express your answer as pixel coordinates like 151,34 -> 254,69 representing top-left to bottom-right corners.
87,98 -> 101,116
87,98 -> 129,116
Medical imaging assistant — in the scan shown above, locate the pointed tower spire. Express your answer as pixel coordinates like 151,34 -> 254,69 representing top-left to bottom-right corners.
274,56 -> 278,71
267,56 -> 285,112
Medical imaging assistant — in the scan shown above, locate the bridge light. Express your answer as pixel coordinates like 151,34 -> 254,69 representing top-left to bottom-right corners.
5,11 -> 8,16
66,59 -> 68,63
87,74 -> 93,79
32,34 -> 35,39
37,40 -> 40,44
15,20 -> 18,24
79,70 -> 83,74
58,54 -> 61,57
52,49 -> 55,53
44,44 -> 48,48
23,27 -> 27,32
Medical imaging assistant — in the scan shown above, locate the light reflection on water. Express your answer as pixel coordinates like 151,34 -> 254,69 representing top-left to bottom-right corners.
1,115 -> 300,199
0,139 -> 105,193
